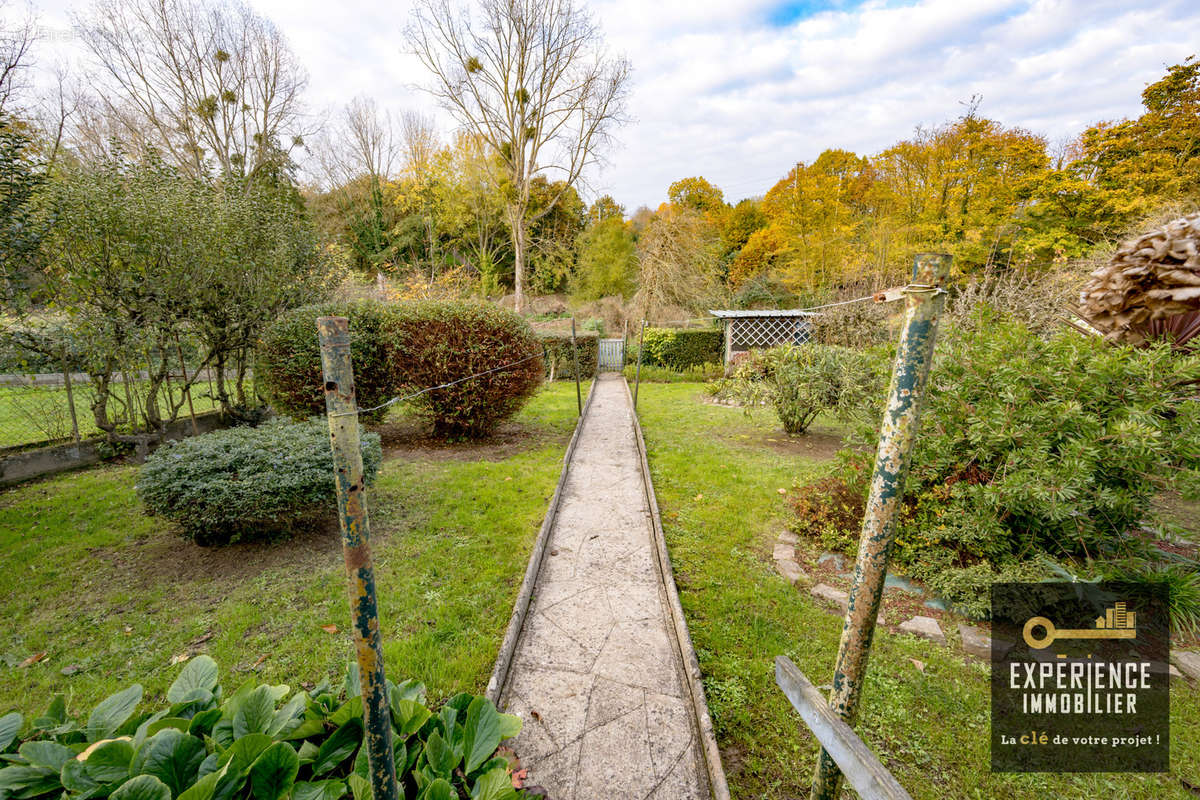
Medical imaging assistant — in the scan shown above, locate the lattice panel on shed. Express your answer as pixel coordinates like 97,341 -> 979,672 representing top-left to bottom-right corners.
730,316 -> 812,349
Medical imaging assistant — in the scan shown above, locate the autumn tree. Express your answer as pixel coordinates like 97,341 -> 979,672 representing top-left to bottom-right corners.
586,194 -> 623,224
407,0 -> 630,312
633,205 -> 721,319
668,175 -> 725,216
572,215 -> 635,299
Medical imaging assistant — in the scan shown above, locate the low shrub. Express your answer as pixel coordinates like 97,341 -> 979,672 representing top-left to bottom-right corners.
0,656 -> 529,800
539,332 -> 599,380
256,303 -> 396,421
790,309 -> 1200,617
387,301 -> 544,438
710,344 -> 886,434
137,419 -> 382,545
639,328 -> 724,370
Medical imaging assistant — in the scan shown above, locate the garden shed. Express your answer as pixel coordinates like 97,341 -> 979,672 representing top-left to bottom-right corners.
709,309 -> 819,365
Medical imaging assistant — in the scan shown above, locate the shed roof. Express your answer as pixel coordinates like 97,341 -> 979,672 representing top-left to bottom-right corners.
708,309 -> 820,318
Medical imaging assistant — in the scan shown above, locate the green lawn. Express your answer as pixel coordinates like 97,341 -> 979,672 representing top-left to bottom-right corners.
0,381 -> 587,715
636,382 -> 1200,800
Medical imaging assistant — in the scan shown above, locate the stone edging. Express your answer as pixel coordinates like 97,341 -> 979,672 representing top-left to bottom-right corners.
623,377 -> 732,800
485,377 -> 599,703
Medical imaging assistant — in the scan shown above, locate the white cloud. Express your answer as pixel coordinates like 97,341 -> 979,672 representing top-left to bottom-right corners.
10,0 -> 1199,210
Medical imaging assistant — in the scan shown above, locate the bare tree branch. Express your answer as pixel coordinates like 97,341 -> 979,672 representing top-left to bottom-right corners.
406,0 -> 629,311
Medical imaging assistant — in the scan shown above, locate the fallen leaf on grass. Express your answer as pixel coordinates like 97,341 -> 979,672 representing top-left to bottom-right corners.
18,652 -> 46,668
777,488 -> 787,495
189,631 -> 215,647
909,659 -> 925,673
694,493 -> 704,501
250,654 -> 269,670
170,653 -> 189,665
321,624 -> 339,634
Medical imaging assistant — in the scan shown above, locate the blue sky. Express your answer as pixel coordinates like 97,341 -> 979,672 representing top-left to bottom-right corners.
11,0 -> 1200,211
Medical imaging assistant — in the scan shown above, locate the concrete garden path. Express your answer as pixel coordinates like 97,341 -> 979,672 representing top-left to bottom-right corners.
499,374 -> 711,799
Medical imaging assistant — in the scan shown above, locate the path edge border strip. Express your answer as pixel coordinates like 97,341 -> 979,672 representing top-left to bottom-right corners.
623,377 -> 732,800
486,376 -> 599,703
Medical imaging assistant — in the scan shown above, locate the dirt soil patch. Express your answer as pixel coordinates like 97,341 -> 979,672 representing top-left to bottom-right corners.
85,519 -> 345,593
375,417 -> 565,462
723,427 -> 846,461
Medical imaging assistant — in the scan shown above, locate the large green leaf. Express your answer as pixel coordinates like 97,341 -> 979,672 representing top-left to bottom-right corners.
83,739 -> 136,784
232,686 -> 276,739
17,741 -> 72,771
60,758 -> 102,796
420,778 -> 453,800
468,767 -> 517,800
310,720 -> 362,776
346,774 -> 370,800
422,731 -> 458,777
0,765 -> 58,797
496,713 -> 522,741
267,693 -> 308,737
462,698 -> 502,774
110,774 -> 172,800
135,728 -> 206,798
217,734 -> 272,776
247,742 -> 299,800
87,685 -> 144,742
167,657 -> 220,704
389,698 -> 430,739
0,712 -> 21,752
291,780 -> 346,800
175,764 -> 226,800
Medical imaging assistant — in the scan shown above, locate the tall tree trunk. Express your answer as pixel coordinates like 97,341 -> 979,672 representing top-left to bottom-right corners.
509,205 -> 527,313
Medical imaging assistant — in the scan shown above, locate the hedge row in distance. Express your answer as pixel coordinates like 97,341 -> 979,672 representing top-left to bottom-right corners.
639,327 -> 724,370
539,331 -> 599,379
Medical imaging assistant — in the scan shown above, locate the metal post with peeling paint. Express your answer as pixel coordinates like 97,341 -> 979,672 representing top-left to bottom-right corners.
811,254 -> 951,800
317,317 -> 399,800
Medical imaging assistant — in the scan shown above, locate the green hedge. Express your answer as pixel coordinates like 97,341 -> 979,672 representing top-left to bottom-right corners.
639,328 -> 723,370
257,301 -> 543,438
539,332 -> 598,380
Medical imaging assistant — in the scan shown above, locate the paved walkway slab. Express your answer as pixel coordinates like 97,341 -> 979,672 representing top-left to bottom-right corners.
500,374 -> 709,799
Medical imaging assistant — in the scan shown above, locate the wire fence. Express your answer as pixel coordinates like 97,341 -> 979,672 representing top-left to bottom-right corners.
0,370 -> 230,451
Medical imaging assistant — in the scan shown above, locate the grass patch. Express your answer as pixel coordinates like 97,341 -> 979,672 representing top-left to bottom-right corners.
636,382 -> 1200,799
0,381 -> 586,714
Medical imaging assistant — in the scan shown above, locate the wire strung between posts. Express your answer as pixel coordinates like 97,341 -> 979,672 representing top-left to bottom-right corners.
331,352 -> 544,417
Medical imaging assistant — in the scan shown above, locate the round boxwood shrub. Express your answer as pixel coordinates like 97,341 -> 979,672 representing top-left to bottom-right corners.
386,300 -> 545,438
137,419 -> 382,545
256,302 -> 396,421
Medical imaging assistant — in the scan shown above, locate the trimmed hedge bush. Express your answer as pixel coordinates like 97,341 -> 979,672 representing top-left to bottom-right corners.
256,302 -> 396,421
0,656 -> 529,800
540,332 -> 599,380
257,301 -> 543,438
387,301 -> 544,438
137,419 -> 382,545
639,327 -> 723,370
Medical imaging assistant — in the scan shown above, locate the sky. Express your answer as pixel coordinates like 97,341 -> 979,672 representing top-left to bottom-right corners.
11,0 -> 1200,212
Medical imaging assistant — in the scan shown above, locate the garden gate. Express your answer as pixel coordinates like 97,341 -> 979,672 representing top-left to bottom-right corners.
598,338 -> 625,371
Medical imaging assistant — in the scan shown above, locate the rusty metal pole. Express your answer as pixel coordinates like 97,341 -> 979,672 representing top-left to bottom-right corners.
317,317 -> 399,800
570,317 -> 582,415
811,253 -> 951,800
634,320 -> 645,409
